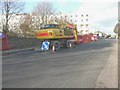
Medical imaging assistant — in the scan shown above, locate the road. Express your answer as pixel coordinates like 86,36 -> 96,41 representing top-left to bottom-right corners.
2,39 -> 117,88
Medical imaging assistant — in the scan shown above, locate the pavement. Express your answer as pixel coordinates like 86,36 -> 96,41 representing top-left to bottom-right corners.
95,42 -> 118,88
2,39 -> 118,88
2,47 -> 35,54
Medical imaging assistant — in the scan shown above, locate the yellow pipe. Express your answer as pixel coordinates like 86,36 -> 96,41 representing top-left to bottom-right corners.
73,25 -> 78,43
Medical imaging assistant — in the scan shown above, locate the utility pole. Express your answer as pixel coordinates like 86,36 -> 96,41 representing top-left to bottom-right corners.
118,1 -> 120,23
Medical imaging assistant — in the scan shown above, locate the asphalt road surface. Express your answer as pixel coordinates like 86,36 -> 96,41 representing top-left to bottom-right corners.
2,39 -> 117,88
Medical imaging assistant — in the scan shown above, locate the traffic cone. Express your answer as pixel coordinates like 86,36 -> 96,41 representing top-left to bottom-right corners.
69,43 -> 72,48
52,45 -> 56,53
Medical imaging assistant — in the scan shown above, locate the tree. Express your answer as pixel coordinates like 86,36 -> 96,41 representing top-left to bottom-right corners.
114,23 -> 120,34
106,34 -> 111,38
33,1 -> 55,24
0,0 -> 24,34
31,12 -> 41,30
20,14 -> 35,38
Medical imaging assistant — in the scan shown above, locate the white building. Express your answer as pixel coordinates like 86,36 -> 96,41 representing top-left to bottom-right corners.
64,12 -> 90,35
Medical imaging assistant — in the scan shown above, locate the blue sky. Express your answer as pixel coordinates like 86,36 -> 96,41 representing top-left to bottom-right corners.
24,0 -> 118,34
53,2 -> 81,14
24,1 -> 81,13
24,2 -> 37,13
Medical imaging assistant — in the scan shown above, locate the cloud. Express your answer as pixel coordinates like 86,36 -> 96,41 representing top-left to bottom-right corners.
73,0 -> 118,34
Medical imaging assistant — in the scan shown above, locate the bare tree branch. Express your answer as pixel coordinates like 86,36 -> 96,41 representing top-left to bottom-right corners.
0,0 -> 25,34
33,1 -> 56,24
19,14 -> 35,38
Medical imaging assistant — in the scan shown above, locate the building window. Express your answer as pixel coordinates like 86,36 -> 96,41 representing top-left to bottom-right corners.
86,19 -> 88,21
80,24 -> 84,27
86,24 -> 89,27
86,14 -> 88,17
81,14 -> 83,17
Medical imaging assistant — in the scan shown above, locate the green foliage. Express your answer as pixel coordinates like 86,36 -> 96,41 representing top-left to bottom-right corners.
106,34 -> 111,38
7,31 -> 17,37
114,23 -> 120,34
64,27 -> 73,36
118,34 -> 120,38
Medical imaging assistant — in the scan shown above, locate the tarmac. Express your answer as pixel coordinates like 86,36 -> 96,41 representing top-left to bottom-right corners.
2,39 -> 118,88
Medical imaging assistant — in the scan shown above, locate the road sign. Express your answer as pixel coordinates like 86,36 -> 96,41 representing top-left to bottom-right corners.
41,41 -> 50,51
0,33 -> 5,38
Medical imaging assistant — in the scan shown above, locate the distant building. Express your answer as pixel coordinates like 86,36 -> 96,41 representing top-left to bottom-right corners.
65,12 -> 90,35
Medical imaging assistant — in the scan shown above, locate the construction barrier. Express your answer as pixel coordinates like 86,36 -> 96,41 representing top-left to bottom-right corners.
77,36 -> 83,44
69,34 -> 98,45
83,34 -> 98,43
93,34 -> 98,41
0,33 -> 10,50
82,34 -> 91,43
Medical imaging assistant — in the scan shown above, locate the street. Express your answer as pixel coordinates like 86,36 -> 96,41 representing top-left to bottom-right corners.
2,39 -> 118,88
